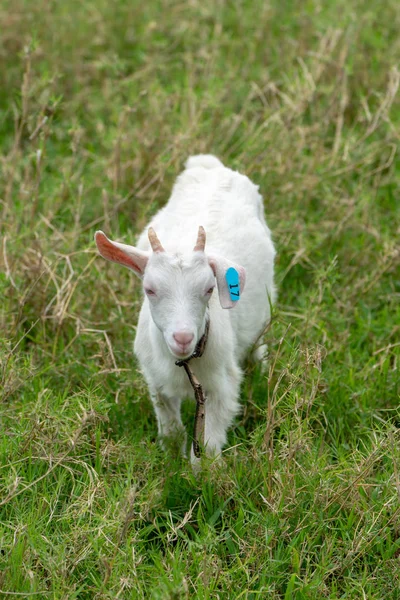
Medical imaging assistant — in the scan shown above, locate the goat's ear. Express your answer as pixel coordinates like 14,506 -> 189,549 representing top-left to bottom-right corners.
94,231 -> 149,278
208,255 -> 246,309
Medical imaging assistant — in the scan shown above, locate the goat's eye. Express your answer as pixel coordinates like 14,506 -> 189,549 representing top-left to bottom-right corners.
206,287 -> 215,295
145,288 -> 156,296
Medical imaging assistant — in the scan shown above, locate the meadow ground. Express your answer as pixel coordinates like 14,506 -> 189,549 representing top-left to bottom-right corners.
1,0 -> 400,597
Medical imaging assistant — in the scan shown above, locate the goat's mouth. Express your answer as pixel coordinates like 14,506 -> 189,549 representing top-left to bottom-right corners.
168,342 -> 196,360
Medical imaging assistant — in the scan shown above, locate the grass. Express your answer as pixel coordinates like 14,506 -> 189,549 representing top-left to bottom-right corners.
1,0 -> 399,597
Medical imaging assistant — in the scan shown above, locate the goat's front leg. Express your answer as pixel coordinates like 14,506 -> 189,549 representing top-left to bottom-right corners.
190,376 -> 241,463
151,392 -> 187,455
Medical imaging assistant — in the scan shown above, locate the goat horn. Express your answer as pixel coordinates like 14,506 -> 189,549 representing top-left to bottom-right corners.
193,226 -> 206,252
148,227 -> 165,253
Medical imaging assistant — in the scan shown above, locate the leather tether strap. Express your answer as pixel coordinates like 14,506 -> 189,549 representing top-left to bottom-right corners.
175,319 -> 210,458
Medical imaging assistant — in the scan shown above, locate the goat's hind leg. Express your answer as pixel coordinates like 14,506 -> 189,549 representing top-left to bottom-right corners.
252,343 -> 268,371
151,392 -> 187,456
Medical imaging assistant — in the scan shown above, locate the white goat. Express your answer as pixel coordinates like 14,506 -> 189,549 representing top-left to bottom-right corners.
95,155 -> 275,462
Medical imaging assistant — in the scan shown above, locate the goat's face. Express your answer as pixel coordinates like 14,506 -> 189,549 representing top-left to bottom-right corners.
143,251 -> 214,358
95,226 -> 246,359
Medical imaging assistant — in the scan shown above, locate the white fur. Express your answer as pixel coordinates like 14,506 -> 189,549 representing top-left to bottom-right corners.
95,154 -> 275,463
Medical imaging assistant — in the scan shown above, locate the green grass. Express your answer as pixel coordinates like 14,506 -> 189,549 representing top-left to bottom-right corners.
1,0 -> 400,597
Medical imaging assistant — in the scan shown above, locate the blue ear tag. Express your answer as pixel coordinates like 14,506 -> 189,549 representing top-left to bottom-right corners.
225,267 -> 240,301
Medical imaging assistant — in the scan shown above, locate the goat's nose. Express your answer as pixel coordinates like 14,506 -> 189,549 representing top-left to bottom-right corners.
173,331 -> 194,347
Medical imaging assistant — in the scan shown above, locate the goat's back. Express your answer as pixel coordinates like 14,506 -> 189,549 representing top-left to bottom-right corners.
137,155 -> 271,257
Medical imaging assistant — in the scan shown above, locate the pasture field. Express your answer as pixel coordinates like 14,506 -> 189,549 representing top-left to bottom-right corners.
0,0 -> 399,597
